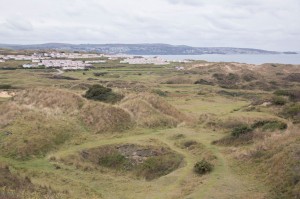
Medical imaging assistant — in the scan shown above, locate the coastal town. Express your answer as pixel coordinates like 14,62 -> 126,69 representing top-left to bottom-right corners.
0,52 -> 175,70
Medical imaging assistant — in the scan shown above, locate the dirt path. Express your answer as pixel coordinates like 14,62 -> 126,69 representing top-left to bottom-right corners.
188,129 -> 267,199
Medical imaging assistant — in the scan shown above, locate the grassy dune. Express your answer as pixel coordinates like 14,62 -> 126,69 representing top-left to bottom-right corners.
0,59 -> 299,198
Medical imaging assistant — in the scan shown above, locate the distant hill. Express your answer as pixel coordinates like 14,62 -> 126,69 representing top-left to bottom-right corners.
0,43 -> 292,55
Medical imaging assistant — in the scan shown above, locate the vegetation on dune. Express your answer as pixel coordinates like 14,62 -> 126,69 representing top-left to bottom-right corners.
136,153 -> 183,180
0,163 -> 63,199
231,125 -> 253,137
274,89 -> 300,102
281,103 -> 300,123
84,84 -> 123,103
251,120 -> 287,131
194,159 -> 213,175
245,131 -> 300,199
13,88 -> 85,114
0,111 -> 81,159
1,56 -> 299,198
81,103 -> 133,133
271,96 -> 287,105
60,144 -> 183,180
120,93 -> 190,128
120,98 -> 178,128
213,120 -> 288,146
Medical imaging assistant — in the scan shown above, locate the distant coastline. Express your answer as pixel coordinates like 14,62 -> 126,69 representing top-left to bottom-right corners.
0,43 -> 297,55
153,54 -> 300,65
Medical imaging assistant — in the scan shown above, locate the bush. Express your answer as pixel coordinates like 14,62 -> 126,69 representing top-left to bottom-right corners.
231,125 -> 253,137
271,96 -> 287,106
251,120 -> 287,131
194,159 -> 213,174
84,84 -> 123,103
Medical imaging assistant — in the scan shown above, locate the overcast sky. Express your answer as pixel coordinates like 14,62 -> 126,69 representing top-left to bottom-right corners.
0,0 -> 299,51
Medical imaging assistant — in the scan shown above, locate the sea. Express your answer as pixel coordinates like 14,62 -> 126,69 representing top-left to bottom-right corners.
148,54 -> 300,65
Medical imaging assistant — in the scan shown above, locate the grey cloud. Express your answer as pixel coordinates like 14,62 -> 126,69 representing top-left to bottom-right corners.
5,18 -> 33,31
0,0 -> 299,50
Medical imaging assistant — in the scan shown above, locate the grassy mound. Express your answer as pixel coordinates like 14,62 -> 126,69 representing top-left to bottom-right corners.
120,98 -> 178,128
0,163 -> 63,198
13,88 -> 85,114
247,131 -> 300,198
60,143 -> 183,180
0,111 -> 83,159
120,93 -> 187,128
0,88 -> 135,159
81,103 -> 133,133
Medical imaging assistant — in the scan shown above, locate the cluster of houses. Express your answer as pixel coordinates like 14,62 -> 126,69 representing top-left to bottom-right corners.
85,60 -> 107,64
23,60 -> 94,70
0,52 -> 107,61
0,52 -> 195,70
120,57 -> 170,65
44,52 -> 105,59
0,54 -> 45,61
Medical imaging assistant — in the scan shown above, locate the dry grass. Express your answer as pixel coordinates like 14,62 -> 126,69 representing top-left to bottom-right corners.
232,126 -> 300,198
13,88 -> 85,115
58,143 -> 184,180
120,98 -> 178,128
120,93 -> 196,127
81,102 -> 133,133
0,110 -> 82,159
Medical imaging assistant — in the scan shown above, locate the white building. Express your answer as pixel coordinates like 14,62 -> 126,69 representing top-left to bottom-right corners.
120,57 -> 170,65
40,59 -> 91,70
85,60 -> 107,64
23,64 -> 38,68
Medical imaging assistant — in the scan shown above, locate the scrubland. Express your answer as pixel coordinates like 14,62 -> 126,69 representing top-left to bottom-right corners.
0,56 -> 299,198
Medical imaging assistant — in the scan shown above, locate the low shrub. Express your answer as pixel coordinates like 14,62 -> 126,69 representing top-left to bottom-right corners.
84,84 -> 123,103
194,159 -> 213,174
231,125 -> 253,137
271,96 -> 287,106
251,120 -> 287,131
